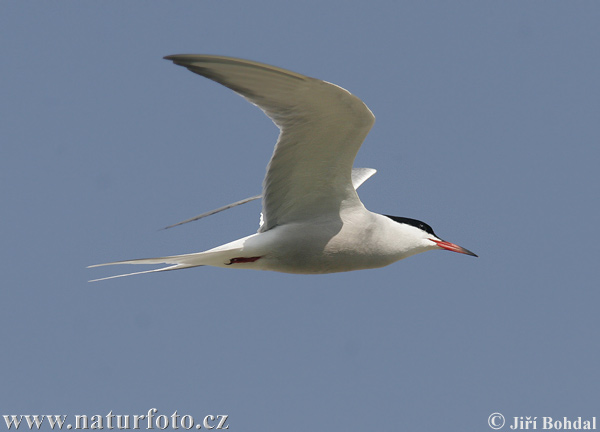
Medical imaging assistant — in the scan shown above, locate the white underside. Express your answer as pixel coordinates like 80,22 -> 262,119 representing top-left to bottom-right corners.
89,209 -> 436,281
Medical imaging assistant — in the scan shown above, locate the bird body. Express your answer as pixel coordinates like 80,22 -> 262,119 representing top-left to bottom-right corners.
89,55 -> 476,282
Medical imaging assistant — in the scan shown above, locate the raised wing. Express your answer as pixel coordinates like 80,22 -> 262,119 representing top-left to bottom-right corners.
163,195 -> 261,230
163,168 -> 377,230
164,55 -> 375,231
350,167 -> 377,190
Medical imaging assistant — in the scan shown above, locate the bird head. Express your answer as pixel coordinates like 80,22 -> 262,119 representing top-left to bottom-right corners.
385,215 -> 478,257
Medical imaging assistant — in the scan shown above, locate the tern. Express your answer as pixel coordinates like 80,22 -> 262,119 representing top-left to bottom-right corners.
89,55 -> 476,282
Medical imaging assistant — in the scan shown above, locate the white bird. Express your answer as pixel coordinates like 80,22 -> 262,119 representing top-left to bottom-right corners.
89,55 -> 476,282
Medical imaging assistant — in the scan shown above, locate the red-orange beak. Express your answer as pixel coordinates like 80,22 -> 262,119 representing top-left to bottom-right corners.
430,238 -> 478,257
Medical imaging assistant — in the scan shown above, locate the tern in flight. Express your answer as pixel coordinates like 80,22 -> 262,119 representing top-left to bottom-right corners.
89,55 -> 476,281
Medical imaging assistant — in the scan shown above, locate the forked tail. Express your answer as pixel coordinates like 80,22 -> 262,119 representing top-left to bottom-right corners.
88,264 -> 199,282
89,234 -> 264,281
88,250 -> 226,282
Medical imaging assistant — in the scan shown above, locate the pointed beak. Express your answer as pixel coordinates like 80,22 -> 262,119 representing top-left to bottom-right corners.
430,238 -> 478,257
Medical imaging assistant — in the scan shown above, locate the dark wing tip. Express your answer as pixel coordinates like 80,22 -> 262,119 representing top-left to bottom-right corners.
163,54 -> 210,66
163,54 -> 191,61
163,54 -> 195,65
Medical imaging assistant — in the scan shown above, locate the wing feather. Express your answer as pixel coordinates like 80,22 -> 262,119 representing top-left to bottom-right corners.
164,55 -> 375,231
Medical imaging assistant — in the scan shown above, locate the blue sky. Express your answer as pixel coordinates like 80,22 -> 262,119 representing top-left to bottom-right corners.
2,2 -> 599,431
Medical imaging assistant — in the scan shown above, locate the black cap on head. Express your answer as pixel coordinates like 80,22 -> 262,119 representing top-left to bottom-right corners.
384,215 -> 437,236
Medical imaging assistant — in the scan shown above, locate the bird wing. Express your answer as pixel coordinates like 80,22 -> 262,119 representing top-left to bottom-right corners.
349,167 -> 377,190
163,195 -> 262,230
164,55 -> 375,232
162,167 -> 377,230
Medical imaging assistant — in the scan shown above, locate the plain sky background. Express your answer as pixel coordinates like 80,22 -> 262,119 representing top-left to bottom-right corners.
2,2 -> 599,431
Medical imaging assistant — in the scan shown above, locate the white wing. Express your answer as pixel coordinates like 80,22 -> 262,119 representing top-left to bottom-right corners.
163,195 -> 261,230
163,168 -> 377,230
164,55 -> 375,232
350,167 -> 377,190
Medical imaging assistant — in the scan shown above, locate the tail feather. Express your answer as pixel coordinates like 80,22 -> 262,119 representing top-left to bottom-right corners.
87,251 -> 215,282
88,235 -> 256,281
88,264 -> 198,282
